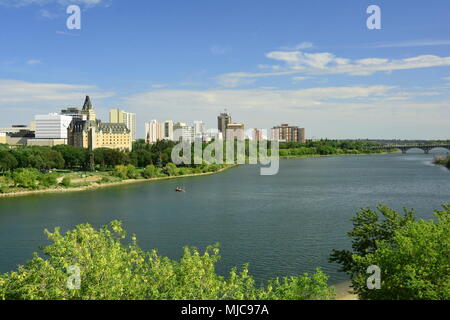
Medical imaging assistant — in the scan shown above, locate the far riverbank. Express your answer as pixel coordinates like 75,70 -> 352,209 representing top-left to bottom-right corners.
0,151 -> 396,199
0,165 -> 237,199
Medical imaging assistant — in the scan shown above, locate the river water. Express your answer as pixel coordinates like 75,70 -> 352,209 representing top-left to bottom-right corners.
0,152 -> 449,284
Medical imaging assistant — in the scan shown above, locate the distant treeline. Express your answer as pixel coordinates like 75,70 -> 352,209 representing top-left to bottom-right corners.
0,139 -> 385,173
278,140 -> 385,157
0,140 -> 177,172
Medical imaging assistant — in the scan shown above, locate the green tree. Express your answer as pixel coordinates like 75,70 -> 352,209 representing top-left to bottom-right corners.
0,150 -> 18,172
0,221 -> 335,300
53,145 -> 86,169
330,204 -> 449,300
129,149 -> 153,168
39,149 -> 65,169
94,148 -> 129,168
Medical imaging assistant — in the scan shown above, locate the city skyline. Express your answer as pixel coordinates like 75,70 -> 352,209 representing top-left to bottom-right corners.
0,0 -> 449,139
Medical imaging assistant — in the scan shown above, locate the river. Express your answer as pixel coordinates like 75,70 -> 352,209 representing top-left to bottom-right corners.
0,152 -> 449,284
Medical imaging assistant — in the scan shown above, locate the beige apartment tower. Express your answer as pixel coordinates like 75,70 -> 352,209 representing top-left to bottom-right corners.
271,124 -> 306,143
109,108 -> 137,141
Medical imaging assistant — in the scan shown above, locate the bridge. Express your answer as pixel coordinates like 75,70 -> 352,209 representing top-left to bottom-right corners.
372,144 -> 450,154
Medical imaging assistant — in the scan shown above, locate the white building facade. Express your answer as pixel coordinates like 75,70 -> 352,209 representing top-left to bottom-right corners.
35,113 -> 73,140
173,122 -> 194,143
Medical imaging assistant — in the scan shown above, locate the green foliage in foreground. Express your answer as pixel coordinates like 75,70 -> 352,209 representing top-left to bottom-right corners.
0,221 -> 335,300
330,204 -> 450,300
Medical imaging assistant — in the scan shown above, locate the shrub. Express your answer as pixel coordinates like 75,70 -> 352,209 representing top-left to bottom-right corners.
142,165 -> 159,179
0,221 -> 336,300
126,165 -> 140,179
112,165 -> 129,180
61,177 -> 71,188
38,173 -> 58,188
12,168 -> 40,189
163,163 -> 179,176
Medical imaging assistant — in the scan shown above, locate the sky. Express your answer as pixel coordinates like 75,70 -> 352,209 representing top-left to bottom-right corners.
0,0 -> 449,139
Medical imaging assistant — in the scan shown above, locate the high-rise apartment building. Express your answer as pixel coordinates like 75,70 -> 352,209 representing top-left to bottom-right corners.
271,124 -> 306,143
145,120 -> 163,144
163,120 -> 174,141
193,120 -> 206,141
173,122 -> 194,142
252,128 -> 264,141
226,123 -> 245,140
109,108 -> 137,141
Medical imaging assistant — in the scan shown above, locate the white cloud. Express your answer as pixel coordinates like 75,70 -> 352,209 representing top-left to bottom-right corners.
216,71 -> 297,88
210,45 -> 232,55
266,51 -> 450,76
151,83 -> 168,89
215,51 -> 450,86
37,8 -> 58,19
122,86 -> 450,139
124,85 -> 395,114
292,76 -> 308,82
0,79 -> 114,104
26,59 -> 42,65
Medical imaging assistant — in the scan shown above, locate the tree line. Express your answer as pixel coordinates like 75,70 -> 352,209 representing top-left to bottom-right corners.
278,140 -> 385,156
0,140 -> 179,173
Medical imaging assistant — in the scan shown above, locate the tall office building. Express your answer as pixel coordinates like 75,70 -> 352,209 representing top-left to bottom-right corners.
110,108 -> 137,141
271,124 -> 306,143
217,112 -> 232,136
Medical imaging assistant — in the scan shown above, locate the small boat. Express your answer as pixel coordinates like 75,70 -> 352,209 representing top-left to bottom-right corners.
175,187 -> 186,192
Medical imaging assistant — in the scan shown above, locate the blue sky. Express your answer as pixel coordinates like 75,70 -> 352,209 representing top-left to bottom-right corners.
1,0 -> 449,139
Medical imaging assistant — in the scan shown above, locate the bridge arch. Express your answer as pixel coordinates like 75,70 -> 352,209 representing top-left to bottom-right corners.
427,147 -> 450,153
400,146 -> 450,154
400,147 -> 427,154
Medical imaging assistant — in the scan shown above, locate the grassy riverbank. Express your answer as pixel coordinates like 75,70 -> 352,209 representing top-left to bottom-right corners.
0,165 -> 235,198
0,151 -> 393,198
0,139 -> 393,198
